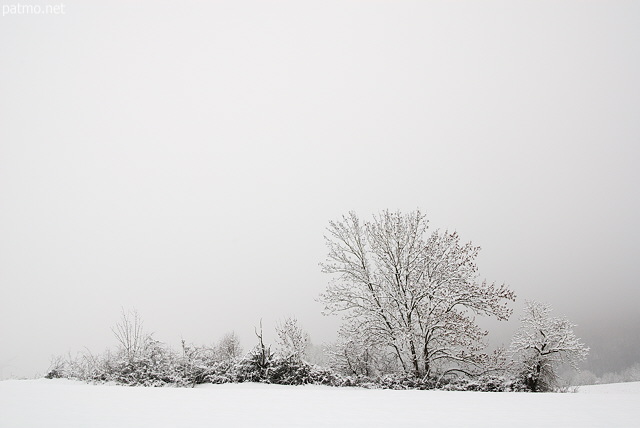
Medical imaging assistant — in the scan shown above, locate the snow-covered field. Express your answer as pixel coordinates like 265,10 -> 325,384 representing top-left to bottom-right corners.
1,379 -> 638,427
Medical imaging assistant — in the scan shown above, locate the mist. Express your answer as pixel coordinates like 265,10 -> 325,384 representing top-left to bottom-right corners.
1,0 -> 639,379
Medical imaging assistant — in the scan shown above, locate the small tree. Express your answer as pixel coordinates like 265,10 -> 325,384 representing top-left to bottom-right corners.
510,300 -> 589,391
234,320 -> 273,382
275,317 -> 309,362
111,308 -> 147,363
217,331 -> 243,363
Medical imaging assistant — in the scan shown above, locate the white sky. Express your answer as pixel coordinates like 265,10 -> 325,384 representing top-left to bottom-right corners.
1,0 -> 639,378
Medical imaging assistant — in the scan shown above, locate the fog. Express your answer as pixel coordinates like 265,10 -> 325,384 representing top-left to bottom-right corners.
1,1 -> 639,379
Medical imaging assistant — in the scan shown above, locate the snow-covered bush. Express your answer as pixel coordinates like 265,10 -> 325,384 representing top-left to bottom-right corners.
46,350 -> 113,383
49,338 -> 223,387
47,310 -> 222,387
45,355 -> 67,379
233,345 -> 273,383
267,356 -> 313,385
438,375 -> 527,392
101,336 -> 179,386
376,373 -> 436,390
230,340 -> 346,387
266,357 -> 345,386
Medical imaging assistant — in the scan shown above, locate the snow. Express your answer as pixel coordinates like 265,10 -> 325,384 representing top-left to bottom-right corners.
1,379 -> 638,427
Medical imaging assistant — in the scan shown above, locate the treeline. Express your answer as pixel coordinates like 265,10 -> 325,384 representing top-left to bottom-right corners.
46,210 -> 592,393
570,363 -> 640,386
46,310 -> 526,392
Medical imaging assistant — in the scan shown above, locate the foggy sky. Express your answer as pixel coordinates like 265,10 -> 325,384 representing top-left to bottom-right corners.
1,1 -> 639,379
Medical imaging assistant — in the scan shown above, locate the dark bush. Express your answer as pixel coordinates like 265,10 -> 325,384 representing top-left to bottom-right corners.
438,374 -> 528,392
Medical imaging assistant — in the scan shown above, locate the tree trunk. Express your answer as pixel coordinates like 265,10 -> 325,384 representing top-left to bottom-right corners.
422,340 -> 430,377
409,339 -> 421,377
527,362 -> 541,392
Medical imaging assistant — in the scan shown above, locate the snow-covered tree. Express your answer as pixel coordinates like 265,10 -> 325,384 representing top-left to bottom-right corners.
217,331 -> 243,363
320,210 -> 515,378
275,317 -> 308,362
509,300 -> 589,391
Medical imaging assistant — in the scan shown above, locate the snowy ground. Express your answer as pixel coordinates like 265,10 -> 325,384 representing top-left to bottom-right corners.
1,379 -> 638,428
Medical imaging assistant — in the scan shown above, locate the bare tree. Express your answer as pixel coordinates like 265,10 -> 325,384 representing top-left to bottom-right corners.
510,300 -> 589,391
217,331 -> 244,362
251,319 -> 272,374
111,308 -> 146,362
320,210 -> 515,378
275,317 -> 308,362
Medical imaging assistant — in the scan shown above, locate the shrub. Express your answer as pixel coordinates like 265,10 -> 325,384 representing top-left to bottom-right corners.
438,375 -> 527,392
